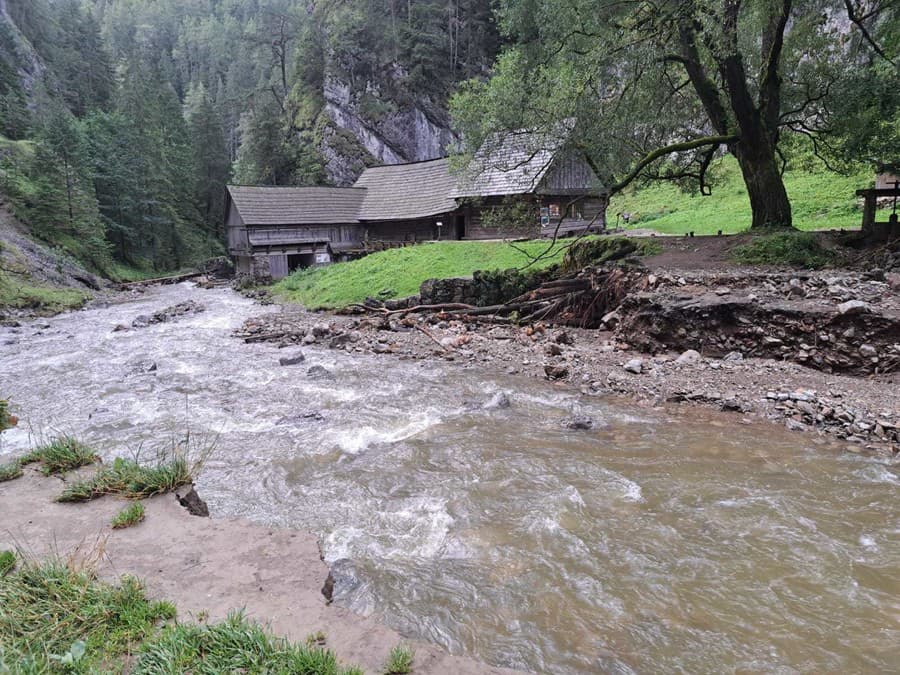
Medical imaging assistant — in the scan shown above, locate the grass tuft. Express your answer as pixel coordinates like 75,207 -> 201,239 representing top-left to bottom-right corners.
0,550 -> 15,576
0,460 -> 23,482
561,236 -> 660,273
731,230 -> 838,269
58,456 -> 193,503
383,643 -> 414,674
111,501 -> 146,529
0,560 -> 176,672
133,612 -> 363,675
19,436 -> 99,475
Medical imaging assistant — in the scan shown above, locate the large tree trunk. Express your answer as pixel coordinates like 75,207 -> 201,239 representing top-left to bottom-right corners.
732,140 -> 792,228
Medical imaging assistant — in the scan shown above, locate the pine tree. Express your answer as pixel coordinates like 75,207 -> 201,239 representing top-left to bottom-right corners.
186,83 -> 231,240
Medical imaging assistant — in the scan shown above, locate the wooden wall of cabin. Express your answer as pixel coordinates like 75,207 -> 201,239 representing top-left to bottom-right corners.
464,194 -> 607,239
463,197 -> 541,240
363,218 -> 452,242
226,205 -> 249,253
247,223 -> 363,245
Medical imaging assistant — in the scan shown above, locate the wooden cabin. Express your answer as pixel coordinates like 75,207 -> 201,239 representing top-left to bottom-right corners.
226,130 -> 606,279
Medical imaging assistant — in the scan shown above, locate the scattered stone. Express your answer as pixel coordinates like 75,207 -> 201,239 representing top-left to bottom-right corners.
307,365 -> 334,380
859,344 -> 878,358
785,418 -> 808,432
562,416 -> 594,430
277,411 -> 325,424
176,486 -> 210,517
128,360 -> 157,374
623,358 -> 643,374
372,343 -> 392,354
112,324 -> 129,332
723,351 -> 743,362
788,278 -> 806,297
547,343 -> 563,356
837,299 -> 869,316
544,364 -> 569,380
302,333 -> 316,344
328,333 -> 352,349
484,392 -> 511,410
675,349 -> 701,365
131,315 -> 151,328
312,323 -> 331,337
278,352 -> 306,366
554,331 -> 574,345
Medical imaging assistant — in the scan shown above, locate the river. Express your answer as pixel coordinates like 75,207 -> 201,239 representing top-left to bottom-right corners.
1,283 -> 897,673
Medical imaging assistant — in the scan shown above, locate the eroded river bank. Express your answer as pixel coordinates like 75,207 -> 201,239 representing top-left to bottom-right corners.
1,283 -> 898,673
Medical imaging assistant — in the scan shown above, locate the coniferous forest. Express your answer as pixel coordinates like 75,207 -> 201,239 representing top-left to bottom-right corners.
0,0 -> 896,275
0,0 -> 499,275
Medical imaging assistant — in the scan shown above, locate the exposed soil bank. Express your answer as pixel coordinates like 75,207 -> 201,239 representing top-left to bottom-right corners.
242,265 -> 899,454
0,468 -> 518,675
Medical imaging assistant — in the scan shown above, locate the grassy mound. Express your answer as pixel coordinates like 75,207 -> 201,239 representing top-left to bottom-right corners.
731,231 -> 838,268
274,239 -> 573,309
58,456 -> 193,503
0,558 -> 361,674
0,559 -> 176,672
111,501 -> 146,529
0,270 -> 90,313
611,156 -> 870,234
19,437 -> 98,476
134,613 -> 362,675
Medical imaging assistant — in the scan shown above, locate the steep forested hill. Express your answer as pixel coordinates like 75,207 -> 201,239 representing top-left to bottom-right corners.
0,0 -> 499,276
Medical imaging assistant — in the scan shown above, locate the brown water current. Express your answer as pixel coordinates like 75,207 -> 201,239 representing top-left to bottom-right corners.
1,283 -> 898,673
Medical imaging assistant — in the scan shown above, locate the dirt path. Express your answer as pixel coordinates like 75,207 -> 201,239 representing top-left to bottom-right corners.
0,468 -> 519,675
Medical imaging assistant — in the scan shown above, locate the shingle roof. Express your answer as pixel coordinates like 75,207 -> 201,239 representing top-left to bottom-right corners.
227,186 -> 366,225
353,159 -> 458,221
451,128 -> 568,198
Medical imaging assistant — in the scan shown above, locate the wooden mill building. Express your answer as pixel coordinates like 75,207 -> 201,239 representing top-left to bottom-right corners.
226,132 -> 606,279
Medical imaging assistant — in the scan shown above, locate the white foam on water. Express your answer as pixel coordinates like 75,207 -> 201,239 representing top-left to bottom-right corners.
601,468 -> 644,502
857,465 -> 899,485
858,534 -> 877,549
331,411 -> 443,454
324,495 -> 454,561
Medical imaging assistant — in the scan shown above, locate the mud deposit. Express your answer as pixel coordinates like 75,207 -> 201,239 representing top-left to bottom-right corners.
1,283 -> 898,673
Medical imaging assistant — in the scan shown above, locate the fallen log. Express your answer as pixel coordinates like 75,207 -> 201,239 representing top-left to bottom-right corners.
243,332 -> 287,343
120,271 -> 203,288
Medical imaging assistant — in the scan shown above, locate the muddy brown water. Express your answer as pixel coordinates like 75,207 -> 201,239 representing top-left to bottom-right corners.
1,284 -> 898,673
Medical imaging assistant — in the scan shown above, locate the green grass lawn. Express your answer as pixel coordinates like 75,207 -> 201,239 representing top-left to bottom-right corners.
275,239 -> 572,309
610,156 -> 872,234
0,270 -> 90,313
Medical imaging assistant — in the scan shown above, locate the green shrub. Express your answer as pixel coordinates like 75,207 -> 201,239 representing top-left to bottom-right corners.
58,456 -> 193,502
0,561 -> 175,672
111,501 -> 146,529
0,550 -> 15,576
19,436 -> 98,475
561,236 -> 660,272
383,644 -> 414,675
0,460 -> 22,482
133,612 -> 363,675
731,231 -> 837,268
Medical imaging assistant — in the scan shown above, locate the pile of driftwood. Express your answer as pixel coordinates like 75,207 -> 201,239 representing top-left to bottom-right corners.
353,267 -> 642,328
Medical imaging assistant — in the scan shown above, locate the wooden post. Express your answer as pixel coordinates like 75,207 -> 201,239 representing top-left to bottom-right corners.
862,192 -> 877,233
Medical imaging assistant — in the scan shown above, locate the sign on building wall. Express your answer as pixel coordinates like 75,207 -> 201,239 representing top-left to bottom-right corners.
540,206 -> 550,227
315,252 -> 331,265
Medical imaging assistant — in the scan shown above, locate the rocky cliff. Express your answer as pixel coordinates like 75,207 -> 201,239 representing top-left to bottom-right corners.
318,73 -> 458,186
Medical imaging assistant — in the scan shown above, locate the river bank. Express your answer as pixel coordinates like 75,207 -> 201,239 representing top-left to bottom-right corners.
0,467 -> 516,674
237,266 -> 900,455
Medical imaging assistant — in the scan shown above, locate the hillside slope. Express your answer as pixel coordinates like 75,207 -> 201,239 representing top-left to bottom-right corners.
610,157 -> 870,234
0,202 -> 101,315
